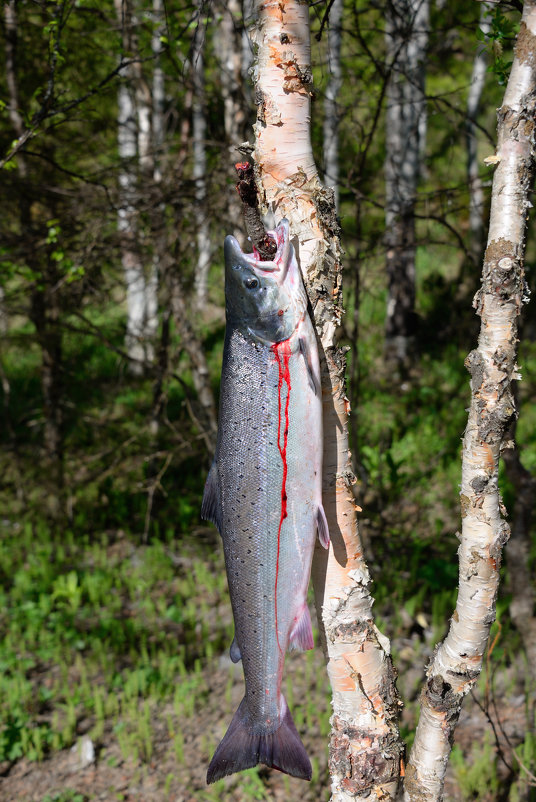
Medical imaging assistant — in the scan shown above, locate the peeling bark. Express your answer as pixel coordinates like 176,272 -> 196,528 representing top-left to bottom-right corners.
250,2 -> 403,799
405,5 -> 536,799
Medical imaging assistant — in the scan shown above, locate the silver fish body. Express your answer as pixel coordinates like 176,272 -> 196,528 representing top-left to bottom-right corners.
203,220 -> 328,783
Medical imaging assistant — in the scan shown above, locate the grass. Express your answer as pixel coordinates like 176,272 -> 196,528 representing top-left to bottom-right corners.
0,516 -> 230,769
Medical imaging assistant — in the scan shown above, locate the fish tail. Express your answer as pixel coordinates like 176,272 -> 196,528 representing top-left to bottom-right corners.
206,696 -> 311,784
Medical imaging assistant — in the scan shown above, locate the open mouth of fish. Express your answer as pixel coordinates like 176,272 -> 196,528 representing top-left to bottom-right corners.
227,218 -> 293,285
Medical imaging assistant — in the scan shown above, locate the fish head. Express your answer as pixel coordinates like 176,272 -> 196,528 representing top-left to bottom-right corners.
224,219 -> 307,344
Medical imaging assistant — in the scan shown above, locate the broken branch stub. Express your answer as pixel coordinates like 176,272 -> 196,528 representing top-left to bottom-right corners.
234,161 -> 277,260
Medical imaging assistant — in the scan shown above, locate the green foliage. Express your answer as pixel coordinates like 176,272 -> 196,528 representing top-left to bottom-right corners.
477,6 -> 519,86
451,733 -> 500,800
41,793 -> 86,802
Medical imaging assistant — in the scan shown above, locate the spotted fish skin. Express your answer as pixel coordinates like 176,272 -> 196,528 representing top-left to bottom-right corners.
202,220 -> 328,784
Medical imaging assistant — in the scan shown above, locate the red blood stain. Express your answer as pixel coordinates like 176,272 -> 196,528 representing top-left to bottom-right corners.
272,338 -> 292,656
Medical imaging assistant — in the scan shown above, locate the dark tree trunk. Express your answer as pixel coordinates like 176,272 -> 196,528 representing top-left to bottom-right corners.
384,0 -> 429,370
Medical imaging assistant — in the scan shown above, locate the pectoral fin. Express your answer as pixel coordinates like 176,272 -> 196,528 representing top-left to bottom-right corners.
201,461 -> 222,533
289,605 -> 314,651
299,337 -> 321,396
316,505 -> 330,549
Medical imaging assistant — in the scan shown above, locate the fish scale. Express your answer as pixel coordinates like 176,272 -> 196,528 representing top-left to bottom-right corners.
202,219 -> 329,783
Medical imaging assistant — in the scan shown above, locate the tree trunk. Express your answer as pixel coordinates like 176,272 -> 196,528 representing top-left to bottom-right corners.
384,0 -> 429,370
115,0 -> 157,374
323,0 -> 343,212
215,0 -> 250,241
6,0 -> 64,511
404,5 -> 536,798
250,2 -> 403,798
30,271 -> 64,503
466,2 -> 492,267
192,2 -> 212,309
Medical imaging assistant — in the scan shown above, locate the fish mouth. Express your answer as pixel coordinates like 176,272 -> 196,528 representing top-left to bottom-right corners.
224,219 -> 292,285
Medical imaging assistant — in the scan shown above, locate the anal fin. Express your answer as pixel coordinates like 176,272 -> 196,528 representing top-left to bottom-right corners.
201,461 -> 222,533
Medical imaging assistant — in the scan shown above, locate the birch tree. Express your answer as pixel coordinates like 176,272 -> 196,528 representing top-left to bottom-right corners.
323,0 -> 343,212
250,2 -> 403,798
384,0 -> 429,369
115,0 -> 158,374
215,0 -> 251,240
192,1 -> 212,308
405,3 -> 536,797
466,2 -> 492,266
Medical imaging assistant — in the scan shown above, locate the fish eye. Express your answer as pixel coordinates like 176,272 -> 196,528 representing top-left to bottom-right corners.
244,277 -> 259,290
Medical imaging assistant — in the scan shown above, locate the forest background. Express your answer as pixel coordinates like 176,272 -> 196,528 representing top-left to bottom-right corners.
0,0 -> 535,800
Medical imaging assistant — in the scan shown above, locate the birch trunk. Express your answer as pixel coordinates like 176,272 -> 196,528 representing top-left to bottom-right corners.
404,5 -> 536,798
466,3 -> 492,266
215,0 -> 250,241
192,4 -> 212,308
323,0 -> 343,212
115,0 -> 156,374
148,0 -> 166,442
384,0 -> 429,369
251,3 -> 403,798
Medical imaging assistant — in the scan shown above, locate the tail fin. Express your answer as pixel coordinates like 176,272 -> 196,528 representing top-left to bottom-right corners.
207,696 -> 311,784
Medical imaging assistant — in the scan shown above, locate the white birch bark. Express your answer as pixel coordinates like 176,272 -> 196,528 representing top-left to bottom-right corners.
251,3 -> 403,798
323,0 -> 343,212
214,0 -> 249,241
192,4 -> 212,308
384,0 -> 429,367
152,0 -> 165,184
115,0 -> 156,373
242,0 -> 255,104
404,5 -> 536,798
142,0 -> 164,347
466,3 -> 492,265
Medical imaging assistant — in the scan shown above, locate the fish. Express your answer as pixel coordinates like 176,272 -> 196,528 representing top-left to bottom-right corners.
202,218 -> 329,784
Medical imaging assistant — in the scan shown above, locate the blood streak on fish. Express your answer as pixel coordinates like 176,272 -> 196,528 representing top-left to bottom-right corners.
272,338 -> 292,656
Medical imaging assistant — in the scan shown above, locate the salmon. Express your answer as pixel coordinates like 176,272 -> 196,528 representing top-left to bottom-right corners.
202,219 -> 328,783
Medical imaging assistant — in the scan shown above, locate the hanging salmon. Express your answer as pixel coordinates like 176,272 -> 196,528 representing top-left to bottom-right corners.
202,218 -> 329,784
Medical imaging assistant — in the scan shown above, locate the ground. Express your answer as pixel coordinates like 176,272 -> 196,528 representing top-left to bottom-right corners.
0,624 -> 531,802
